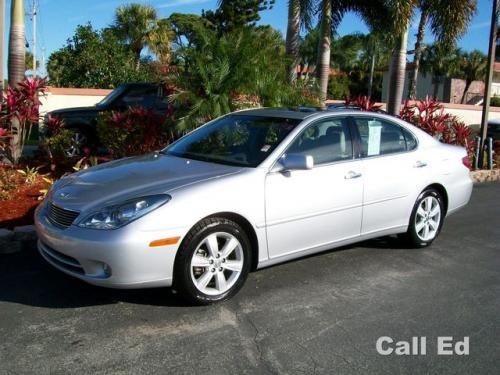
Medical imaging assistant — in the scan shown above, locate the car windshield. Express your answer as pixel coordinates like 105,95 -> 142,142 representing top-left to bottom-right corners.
97,85 -> 127,106
163,115 -> 301,167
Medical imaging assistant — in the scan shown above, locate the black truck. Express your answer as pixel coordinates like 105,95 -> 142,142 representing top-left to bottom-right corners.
44,83 -> 170,156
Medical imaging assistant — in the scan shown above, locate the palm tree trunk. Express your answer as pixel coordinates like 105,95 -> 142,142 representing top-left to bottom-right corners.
316,0 -> 332,107
8,0 -> 24,87
408,9 -> 428,99
461,80 -> 472,104
285,0 -> 300,83
387,22 -> 409,115
8,0 -> 25,165
367,53 -> 376,99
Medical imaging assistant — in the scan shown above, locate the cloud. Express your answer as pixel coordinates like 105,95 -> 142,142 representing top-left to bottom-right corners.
158,0 -> 211,9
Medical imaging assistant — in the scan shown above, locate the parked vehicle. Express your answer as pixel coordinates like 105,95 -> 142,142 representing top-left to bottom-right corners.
327,103 -> 388,114
486,119 -> 500,141
35,108 -> 473,304
43,83 -> 169,156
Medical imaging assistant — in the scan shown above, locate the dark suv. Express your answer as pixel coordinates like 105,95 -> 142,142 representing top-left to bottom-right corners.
44,83 -> 169,156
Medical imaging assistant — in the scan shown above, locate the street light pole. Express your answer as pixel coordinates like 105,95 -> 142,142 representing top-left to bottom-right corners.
479,0 -> 499,167
0,0 -> 5,91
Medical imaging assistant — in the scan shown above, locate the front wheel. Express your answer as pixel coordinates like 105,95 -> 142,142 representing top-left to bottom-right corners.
173,218 -> 252,305
403,189 -> 445,248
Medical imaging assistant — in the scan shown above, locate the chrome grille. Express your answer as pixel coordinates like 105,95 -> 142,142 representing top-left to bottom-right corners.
47,202 -> 80,229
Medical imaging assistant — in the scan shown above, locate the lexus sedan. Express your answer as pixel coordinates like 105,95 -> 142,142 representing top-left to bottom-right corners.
35,108 -> 473,304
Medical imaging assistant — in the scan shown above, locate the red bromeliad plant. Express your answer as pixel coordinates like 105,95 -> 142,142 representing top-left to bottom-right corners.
399,97 -> 475,163
345,96 -> 382,112
96,105 -> 174,158
1,77 -> 47,164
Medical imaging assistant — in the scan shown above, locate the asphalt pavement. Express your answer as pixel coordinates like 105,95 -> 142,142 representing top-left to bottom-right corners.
0,183 -> 499,374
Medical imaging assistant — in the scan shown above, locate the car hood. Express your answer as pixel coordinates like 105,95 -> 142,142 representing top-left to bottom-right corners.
49,153 -> 243,211
49,106 -> 102,117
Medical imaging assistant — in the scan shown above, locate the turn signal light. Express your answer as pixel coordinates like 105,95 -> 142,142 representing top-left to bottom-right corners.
149,237 -> 180,247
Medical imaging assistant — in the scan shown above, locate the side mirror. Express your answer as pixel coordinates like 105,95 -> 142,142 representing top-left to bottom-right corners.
276,153 -> 314,172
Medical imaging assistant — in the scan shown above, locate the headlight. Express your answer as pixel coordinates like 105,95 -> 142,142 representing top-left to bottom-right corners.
77,194 -> 171,230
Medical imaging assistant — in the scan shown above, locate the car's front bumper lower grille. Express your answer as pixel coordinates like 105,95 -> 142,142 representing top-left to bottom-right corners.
39,242 -> 84,275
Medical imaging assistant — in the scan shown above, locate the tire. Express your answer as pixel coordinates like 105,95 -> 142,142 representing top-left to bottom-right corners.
402,188 -> 445,248
173,217 -> 252,305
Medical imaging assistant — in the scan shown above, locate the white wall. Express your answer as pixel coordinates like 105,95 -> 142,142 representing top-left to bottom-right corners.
39,93 -> 107,117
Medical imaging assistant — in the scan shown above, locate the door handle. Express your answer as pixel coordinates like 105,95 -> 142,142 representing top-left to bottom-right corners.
414,161 -> 427,168
344,171 -> 362,179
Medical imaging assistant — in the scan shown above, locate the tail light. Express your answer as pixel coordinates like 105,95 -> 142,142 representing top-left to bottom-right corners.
462,155 -> 471,170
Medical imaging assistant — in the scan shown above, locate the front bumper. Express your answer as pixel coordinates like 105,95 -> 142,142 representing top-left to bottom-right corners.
35,203 -> 186,289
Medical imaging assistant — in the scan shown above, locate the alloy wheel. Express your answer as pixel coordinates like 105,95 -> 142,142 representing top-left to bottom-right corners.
190,232 -> 244,296
66,132 -> 87,157
415,196 -> 441,241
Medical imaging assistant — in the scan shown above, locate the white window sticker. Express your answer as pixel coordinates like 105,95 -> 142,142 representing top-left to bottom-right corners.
260,145 -> 271,152
367,120 -> 382,156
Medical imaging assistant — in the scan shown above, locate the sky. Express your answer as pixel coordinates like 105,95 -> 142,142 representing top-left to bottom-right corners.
1,0 -> 495,78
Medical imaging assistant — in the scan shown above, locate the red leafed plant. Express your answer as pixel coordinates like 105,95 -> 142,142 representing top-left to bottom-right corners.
345,96 -> 382,112
96,105 -> 174,158
1,77 -> 47,164
399,97 -> 475,166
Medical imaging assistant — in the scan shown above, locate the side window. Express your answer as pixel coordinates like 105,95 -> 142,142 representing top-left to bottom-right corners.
353,117 -> 407,156
118,87 -> 159,108
401,127 -> 418,151
287,117 -> 353,165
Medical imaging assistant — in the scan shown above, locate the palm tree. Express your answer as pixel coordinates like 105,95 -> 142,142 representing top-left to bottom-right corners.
456,50 -> 487,104
385,0 -> 416,115
147,19 -> 175,65
113,3 -> 157,64
408,0 -> 476,99
8,0 -> 25,87
285,0 -> 314,82
420,42 -> 460,99
315,0 -> 386,105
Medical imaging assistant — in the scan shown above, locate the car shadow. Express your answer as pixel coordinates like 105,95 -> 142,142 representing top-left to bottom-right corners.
0,235 -> 412,309
0,246 -> 193,308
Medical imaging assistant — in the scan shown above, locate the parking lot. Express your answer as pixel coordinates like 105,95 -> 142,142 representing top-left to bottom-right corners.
0,183 -> 499,374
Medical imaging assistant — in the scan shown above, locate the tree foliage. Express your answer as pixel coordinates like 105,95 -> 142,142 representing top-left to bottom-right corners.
202,0 -> 274,33
47,24 -> 154,88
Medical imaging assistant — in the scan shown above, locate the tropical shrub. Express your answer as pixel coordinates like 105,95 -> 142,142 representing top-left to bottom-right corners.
0,168 -> 18,200
96,106 -> 171,158
345,95 -> 382,111
41,115 -> 74,161
0,77 -> 47,164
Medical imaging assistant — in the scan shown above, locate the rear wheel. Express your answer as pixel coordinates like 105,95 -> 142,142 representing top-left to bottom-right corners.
173,217 -> 252,305
66,130 -> 88,157
403,188 -> 444,248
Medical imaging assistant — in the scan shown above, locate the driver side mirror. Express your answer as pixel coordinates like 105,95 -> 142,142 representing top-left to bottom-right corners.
275,153 -> 314,172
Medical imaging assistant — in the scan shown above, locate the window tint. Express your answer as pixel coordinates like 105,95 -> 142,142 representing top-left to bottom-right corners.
353,117 -> 407,156
401,127 -> 418,151
119,86 -> 159,108
287,117 -> 353,165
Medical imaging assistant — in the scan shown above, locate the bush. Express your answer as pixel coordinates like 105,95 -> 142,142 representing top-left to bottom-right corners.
44,129 -> 74,159
490,96 -> 500,107
97,106 -> 170,158
328,74 -> 350,99
399,97 -> 474,164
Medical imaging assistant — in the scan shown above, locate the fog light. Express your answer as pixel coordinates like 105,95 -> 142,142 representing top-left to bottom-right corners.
103,263 -> 112,277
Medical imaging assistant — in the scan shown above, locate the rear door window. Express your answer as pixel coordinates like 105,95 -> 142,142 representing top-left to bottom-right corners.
353,117 -> 409,157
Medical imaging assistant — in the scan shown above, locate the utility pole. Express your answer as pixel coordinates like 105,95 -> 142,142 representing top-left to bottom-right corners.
0,0 -> 5,90
479,0 -> 499,167
30,0 -> 37,75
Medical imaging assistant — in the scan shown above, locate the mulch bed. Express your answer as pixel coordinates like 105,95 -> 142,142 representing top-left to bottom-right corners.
0,178 -> 44,229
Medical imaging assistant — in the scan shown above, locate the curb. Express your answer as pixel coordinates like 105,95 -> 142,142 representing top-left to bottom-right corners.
470,169 -> 500,183
0,225 -> 37,255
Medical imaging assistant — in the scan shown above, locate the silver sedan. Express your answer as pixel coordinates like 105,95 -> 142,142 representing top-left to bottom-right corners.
35,108 -> 473,304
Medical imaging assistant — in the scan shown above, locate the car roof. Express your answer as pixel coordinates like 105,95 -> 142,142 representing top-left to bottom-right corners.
234,107 -> 322,120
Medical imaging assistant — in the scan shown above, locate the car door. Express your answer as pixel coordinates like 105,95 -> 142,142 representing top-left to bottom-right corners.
265,117 -> 364,259
351,115 -> 424,235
